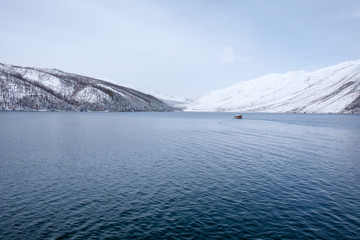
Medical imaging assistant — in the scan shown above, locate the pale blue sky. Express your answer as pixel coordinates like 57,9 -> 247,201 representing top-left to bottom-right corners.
1,0 -> 360,97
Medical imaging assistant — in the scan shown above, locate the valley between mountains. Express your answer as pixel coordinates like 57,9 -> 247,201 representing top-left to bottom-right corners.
1,60 -> 359,114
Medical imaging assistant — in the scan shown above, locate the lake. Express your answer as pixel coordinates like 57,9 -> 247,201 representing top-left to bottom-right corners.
0,112 -> 359,239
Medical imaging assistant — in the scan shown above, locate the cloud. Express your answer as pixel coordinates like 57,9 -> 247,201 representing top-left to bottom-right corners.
219,45 -> 252,64
219,45 -> 236,64
351,9 -> 360,18
350,2 -> 360,18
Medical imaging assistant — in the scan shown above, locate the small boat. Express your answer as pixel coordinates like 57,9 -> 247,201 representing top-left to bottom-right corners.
235,115 -> 243,119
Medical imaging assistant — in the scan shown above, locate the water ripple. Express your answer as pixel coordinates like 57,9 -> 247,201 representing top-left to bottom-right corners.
0,112 -> 359,239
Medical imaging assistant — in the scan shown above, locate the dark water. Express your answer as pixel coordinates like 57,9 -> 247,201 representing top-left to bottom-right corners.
0,112 -> 359,239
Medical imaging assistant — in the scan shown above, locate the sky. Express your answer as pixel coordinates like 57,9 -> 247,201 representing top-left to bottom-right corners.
1,0 -> 360,98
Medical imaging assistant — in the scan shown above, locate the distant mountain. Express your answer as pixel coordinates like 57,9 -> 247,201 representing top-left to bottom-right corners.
138,89 -> 194,109
185,60 -> 360,114
0,63 -> 176,112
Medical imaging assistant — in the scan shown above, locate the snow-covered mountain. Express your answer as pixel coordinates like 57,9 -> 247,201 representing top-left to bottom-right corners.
185,60 -> 360,114
138,89 -> 193,109
0,63 -> 175,112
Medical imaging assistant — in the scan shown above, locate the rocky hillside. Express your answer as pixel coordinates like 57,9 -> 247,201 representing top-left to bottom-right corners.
0,63 -> 175,112
185,60 -> 360,114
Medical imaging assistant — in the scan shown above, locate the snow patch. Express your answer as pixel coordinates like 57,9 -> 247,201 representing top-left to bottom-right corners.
74,86 -> 112,103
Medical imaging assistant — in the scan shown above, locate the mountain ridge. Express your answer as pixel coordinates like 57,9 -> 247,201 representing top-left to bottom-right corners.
0,63 -> 176,112
185,60 -> 360,114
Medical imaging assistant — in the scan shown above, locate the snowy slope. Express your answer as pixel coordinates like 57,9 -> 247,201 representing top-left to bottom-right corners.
185,60 -> 360,114
0,63 -> 175,112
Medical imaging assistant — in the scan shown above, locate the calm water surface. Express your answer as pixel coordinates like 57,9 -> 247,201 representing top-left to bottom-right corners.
0,112 -> 359,239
